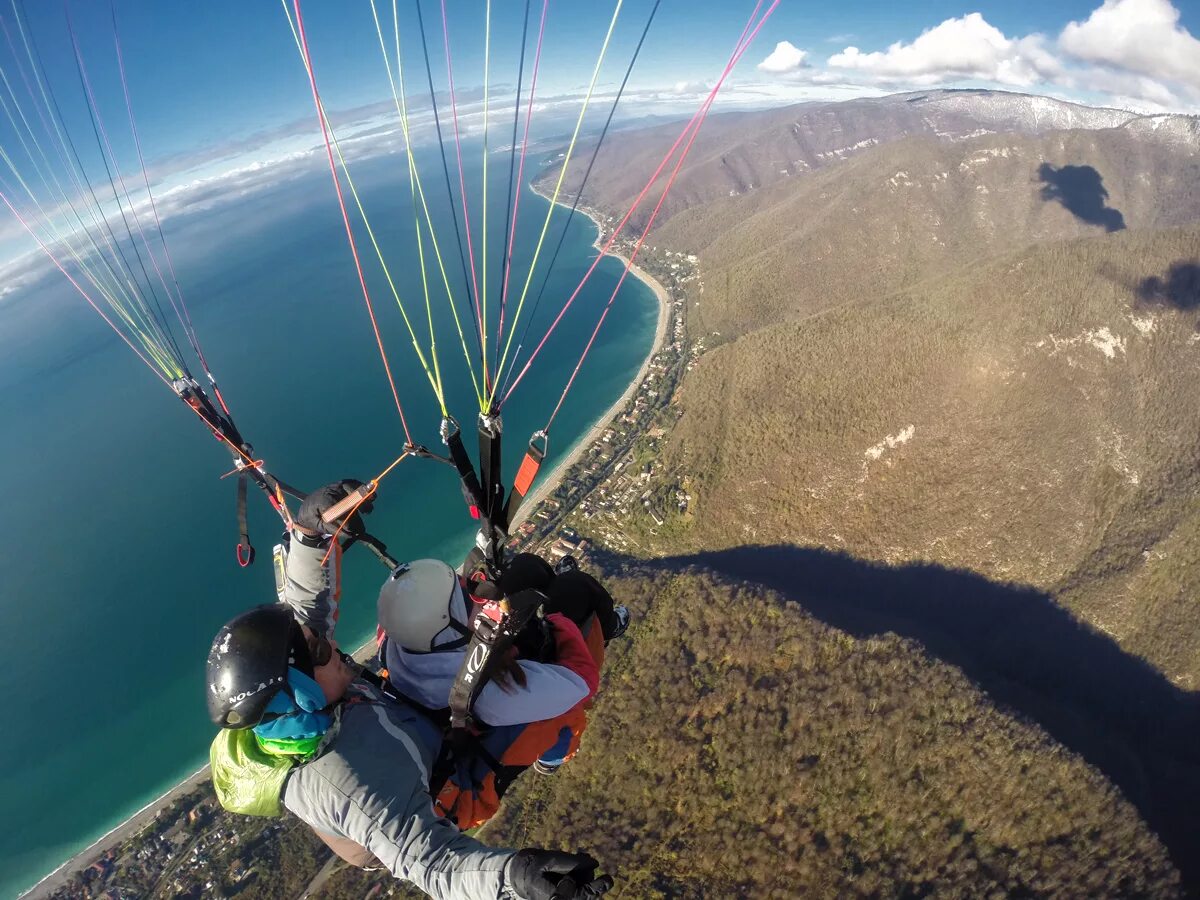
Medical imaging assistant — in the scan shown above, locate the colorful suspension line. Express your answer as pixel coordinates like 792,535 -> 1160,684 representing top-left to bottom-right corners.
493,1 -> 777,532
438,0 -> 486,375
289,0 -> 475,418
506,0 -> 779,411
413,0 -> 484,371
0,188 -> 178,382
0,123 -> 172,376
287,0 -> 427,438
0,4 -> 156,350
488,0 -> 624,412
367,0 -> 485,410
65,8 -> 186,371
0,3 -> 182,377
494,0 -> 545,382
497,0 -> 659,401
111,1 -> 217,392
480,0 -> 491,385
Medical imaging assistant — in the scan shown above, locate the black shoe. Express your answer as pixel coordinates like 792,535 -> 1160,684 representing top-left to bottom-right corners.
554,554 -> 579,576
609,605 -> 630,640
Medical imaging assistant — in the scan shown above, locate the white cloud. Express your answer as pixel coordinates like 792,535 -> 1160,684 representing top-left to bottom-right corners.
828,14 -> 1061,87
1059,0 -> 1200,92
758,40 -> 809,74
673,80 -> 711,94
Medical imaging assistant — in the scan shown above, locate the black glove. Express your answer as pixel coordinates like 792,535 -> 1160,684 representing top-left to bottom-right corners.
295,479 -> 373,537
506,849 -> 613,900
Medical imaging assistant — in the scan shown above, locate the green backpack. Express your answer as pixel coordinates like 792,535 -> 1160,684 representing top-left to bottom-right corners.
209,728 -> 295,817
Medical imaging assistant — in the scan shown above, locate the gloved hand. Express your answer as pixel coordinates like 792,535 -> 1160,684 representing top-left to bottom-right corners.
295,479 -> 374,537
505,849 -> 613,900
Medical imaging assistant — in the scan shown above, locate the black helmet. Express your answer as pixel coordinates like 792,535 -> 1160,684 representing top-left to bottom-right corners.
206,605 -> 312,729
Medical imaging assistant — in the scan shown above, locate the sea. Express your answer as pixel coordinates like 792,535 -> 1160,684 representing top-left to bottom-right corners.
0,146 -> 657,898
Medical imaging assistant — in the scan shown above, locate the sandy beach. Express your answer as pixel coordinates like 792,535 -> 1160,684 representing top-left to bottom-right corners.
23,186 -> 671,900
512,189 -> 672,527
22,767 -> 212,899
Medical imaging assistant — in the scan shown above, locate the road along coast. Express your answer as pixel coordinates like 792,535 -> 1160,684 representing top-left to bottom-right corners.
513,184 -> 671,526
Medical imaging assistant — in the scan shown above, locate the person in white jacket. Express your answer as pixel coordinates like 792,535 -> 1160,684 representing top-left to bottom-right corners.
377,559 -> 598,727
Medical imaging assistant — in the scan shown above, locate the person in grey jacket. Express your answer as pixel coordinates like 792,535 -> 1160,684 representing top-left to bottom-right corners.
273,480 -> 367,637
207,604 -> 613,900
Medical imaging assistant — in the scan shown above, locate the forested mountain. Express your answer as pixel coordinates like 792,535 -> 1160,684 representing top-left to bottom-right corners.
559,89 -> 1196,245
486,562 -> 1184,899
520,89 -> 1200,895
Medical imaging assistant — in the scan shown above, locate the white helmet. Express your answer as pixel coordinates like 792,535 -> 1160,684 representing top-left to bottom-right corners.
377,559 -> 470,653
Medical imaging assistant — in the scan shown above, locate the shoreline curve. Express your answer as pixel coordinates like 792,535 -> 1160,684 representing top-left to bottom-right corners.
21,180 -> 671,899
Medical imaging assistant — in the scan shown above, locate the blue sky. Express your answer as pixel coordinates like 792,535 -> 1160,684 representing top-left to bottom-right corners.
13,1 -> 1199,160
1,0 -> 1198,279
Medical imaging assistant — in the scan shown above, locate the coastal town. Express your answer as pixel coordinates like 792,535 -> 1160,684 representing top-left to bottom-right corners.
31,233 -> 700,900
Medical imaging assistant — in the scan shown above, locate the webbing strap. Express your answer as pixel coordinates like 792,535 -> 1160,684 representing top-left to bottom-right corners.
448,588 -> 545,735
478,413 -> 505,529
503,432 -> 546,526
444,421 -> 486,514
340,531 -> 399,570
236,473 -> 254,567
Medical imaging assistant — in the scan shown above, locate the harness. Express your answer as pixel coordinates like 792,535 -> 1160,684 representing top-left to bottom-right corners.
357,584 -> 549,822
174,375 -> 397,571
441,410 -> 546,580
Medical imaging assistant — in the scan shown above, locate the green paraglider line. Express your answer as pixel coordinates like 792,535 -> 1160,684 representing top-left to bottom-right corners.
65,5 -> 187,372
505,0 -> 779,409
497,0 -> 660,401
414,0 -> 485,373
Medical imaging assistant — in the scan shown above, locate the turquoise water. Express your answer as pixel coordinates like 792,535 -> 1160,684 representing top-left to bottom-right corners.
0,148 -> 656,898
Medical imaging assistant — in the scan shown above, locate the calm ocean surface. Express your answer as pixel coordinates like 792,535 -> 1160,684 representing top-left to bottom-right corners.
0,148 -> 656,897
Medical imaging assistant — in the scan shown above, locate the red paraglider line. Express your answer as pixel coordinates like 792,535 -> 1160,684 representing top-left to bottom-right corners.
440,0 -> 485,362
495,0 -> 548,361
503,0 -> 777,406
292,0 -> 412,444
543,1 -> 778,430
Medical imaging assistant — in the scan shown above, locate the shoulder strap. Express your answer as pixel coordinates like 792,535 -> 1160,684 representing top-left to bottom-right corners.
447,588 -> 545,735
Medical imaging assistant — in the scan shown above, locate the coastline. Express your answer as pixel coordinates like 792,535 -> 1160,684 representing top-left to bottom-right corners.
21,767 -> 212,899
23,181 -> 671,900
512,183 -> 671,527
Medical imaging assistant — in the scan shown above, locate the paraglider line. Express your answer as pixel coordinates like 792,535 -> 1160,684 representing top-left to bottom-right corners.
65,6 -> 187,371
414,0 -> 484,371
0,187 -> 173,385
438,0 -> 485,377
506,0 -> 777,407
488,0 -> 625,409
498,0 -> 659,400
494,0 -> 544,380
291,0 -> 412,443
110,0 -> 218,396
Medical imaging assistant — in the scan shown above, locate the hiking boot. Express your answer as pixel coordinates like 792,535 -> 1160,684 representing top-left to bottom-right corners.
533,758 -> 563,775
554,554 -> 579,575
609,605 -> 631,640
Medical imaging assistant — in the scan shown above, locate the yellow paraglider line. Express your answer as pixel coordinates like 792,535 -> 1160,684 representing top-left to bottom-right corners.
283,0 -> 449,418
480,0 -> 491,398
489,0 -> 624,410
367,0 -> 485,410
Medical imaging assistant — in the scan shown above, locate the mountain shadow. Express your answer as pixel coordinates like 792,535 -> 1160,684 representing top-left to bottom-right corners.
1038,163 -> 1126,232
604,544 -> 1200,894
1138,260 -> 1200,311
